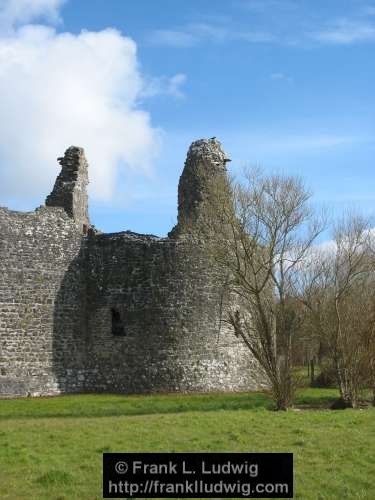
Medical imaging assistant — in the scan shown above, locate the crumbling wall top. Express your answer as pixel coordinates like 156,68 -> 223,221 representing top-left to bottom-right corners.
45,146 -> 90,233
169,137 -> 231,238
186,138 -> 231,170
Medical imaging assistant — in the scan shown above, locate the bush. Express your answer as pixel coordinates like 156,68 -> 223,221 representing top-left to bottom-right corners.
312,365 -> 337,388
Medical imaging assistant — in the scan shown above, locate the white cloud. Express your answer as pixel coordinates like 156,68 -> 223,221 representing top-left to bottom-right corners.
0,0 -> 64,32
224,132 -> 374,172
270,72 -> 293,83
147,22 -> 276,47
147,29 -> 197,47
142,72 -> 187,99
240,0 -> 298,13
0,1 -> 163,202
237,31 -> 276,43
311,19 -> 375,45
309,226 -> 375,261
277,134 -> 370,152
271,72 -> 285,80
232,133 -> 369,158
363,5 -> 375,16
165,73 -> 186,98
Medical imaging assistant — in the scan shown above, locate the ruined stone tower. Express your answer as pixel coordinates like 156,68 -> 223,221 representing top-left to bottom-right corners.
0,138 -> 266,398
46,146 -> 90,233
170,138 -> 230,237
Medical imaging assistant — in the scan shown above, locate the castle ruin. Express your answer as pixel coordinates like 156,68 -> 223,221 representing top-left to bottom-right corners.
0,138 -> 266,397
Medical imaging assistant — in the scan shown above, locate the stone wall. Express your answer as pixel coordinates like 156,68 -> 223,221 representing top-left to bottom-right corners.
84,232 -> 264,393
0,138 -> 267,398
46,146 -> 90,233
169,138 -> 231,237
0,206 -> 87,397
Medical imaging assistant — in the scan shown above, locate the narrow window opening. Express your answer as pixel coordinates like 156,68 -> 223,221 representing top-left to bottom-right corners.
111,308 -> 125,336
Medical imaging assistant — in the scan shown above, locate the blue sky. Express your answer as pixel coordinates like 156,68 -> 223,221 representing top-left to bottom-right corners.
0,0 -> 374,236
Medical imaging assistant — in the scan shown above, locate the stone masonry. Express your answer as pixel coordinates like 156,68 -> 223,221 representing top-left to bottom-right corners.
0,138 -> 267,397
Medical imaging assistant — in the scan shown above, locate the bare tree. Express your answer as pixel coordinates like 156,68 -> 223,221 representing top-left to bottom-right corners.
301,212 -> 375,407
362,306 -> 375,405
198,168 -> 324,410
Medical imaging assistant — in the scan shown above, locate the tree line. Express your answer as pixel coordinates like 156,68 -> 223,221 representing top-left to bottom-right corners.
196,167 -> 375,410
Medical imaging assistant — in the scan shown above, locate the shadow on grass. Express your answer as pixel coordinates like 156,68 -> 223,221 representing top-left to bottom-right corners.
295,388 -> 339,407
0,389 -> 341,421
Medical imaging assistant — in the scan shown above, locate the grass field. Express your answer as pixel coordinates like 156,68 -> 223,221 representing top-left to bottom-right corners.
0,388 -> 374,500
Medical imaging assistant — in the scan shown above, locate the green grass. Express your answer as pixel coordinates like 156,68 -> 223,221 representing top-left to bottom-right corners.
0,391 -> 272,420
0,389 -> 374,499
0,388 -> 340,420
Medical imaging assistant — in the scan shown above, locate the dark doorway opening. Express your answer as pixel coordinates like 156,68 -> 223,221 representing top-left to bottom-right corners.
111,308 -> 125,336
